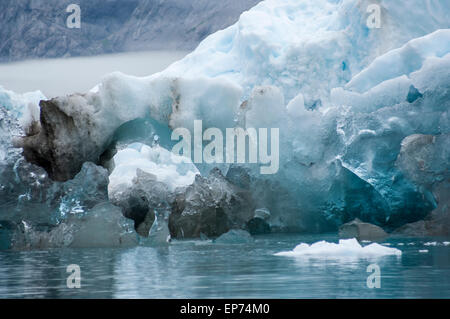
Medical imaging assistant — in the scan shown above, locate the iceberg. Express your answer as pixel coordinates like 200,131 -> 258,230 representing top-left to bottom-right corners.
2,0 -> 450,246
275,238 -> 402,258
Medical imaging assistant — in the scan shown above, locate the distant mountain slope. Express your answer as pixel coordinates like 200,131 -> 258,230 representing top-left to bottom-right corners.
0,0 -> 261,62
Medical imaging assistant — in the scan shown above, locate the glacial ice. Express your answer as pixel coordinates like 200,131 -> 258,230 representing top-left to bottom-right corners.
0,159 -> 140,250
393,133 -> 450,236
0,86 -> 44,126
163,0 -> 450,102
109,142 -> 199,194
169,167 -> 255,238
424,242 -> 438,246
145,204 -> 172,245
339,218 -> 387,241
11,202 -> 138,250
0,86 -> 140,249
214,229 -> 254,244
1,0 -> 450,247
275,238 -> 402,258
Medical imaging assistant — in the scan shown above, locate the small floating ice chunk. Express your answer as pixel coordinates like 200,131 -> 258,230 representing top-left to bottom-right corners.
424,242 -> 438,246
419,250 -> 429,253
215,229 -> 254,244
275,238 -> 402,257
443,242 -> 450,246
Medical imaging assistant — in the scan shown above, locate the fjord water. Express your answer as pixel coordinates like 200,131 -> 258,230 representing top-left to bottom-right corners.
0,234 -> 449,298
0,51 -> 188,98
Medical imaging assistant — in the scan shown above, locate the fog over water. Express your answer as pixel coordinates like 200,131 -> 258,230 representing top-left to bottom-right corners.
0,51 -> 188,98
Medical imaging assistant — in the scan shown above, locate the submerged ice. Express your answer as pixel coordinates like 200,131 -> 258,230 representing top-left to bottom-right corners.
1,0 -> 450,249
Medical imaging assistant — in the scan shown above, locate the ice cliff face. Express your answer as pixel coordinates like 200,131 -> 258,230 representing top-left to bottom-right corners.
0,0 -> 261,62
394,134 -> 450,236
1,0 -> 450,248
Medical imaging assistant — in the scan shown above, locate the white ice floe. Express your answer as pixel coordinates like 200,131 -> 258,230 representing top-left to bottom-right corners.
423,241 -> 450,247
274,238 -> 402,258
424,242 -> 439,246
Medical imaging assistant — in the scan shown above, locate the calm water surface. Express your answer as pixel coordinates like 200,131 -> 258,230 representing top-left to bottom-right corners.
0,51 -> 188,98
0,234 -> 449,298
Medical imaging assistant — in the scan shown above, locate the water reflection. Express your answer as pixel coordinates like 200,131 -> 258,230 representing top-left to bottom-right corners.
0,234 -> 449,298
